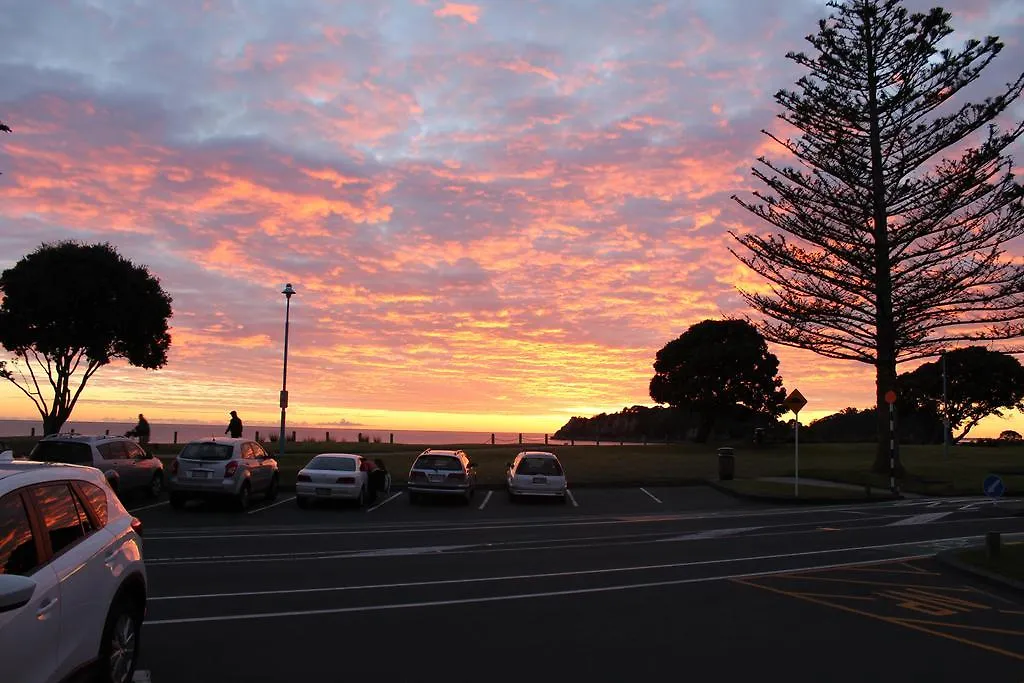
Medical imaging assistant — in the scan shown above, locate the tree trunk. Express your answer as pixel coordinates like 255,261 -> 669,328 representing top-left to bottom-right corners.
693,412 -> 714,443
872,362 -> 903,475
42,413 -> 66,436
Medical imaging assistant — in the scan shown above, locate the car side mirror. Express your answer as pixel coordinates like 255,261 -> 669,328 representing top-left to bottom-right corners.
0,575 -> 36,615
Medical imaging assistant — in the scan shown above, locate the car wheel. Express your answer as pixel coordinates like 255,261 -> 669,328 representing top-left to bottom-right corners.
148,472 -> 164,499
296,496 -> 309,509
236,482 -> 251,511
169,492 -> 187,510
98,595 -> 143,683
266,475 -> 279,502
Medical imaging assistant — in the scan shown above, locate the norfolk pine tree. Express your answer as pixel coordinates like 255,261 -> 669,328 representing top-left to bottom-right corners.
731,0 -> 1024,473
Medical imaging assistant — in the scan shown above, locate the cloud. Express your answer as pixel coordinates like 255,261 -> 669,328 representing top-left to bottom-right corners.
434,3 -> 482,24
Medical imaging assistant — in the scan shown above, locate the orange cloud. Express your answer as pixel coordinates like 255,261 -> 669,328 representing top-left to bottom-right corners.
434,2 -> 481,24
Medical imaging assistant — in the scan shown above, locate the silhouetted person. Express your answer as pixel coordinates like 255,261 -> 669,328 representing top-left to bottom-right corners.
225,411 -> 243,438
125,414 -> 151,445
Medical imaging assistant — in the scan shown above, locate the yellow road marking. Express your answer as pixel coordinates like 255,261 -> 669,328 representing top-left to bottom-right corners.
791,592 -> 877,602
892,618 -> 1024,638
733,579 -> 1024,662
759,574 -> 979,591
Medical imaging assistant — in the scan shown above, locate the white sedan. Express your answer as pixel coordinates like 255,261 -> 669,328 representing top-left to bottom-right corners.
295,453 -> 386,508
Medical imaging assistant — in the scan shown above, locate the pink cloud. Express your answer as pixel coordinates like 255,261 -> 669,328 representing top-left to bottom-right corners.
434,2 -> 481,24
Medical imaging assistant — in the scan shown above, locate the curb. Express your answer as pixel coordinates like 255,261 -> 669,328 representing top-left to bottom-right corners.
935,548 -> 1024,594
705,480 -> 901,505
257,479 -> 714,494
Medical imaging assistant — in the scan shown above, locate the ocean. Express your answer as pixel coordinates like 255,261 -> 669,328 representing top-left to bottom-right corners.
0,419 -> 568,447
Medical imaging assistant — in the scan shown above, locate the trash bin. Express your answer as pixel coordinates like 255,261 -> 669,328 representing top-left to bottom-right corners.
717,447 -> 735,481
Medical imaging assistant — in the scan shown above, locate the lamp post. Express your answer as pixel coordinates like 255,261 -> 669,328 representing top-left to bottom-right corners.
942,352 -> 950,457
279,283 -> 295,461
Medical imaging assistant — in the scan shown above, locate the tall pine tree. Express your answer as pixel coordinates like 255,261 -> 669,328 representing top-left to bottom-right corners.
731,0 -> 1024,473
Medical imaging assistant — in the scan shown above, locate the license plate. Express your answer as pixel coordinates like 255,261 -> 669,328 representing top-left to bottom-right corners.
533,476 -> 547,484
428,474 -> 444,483
189,471 -> 211,479
315,488 -> 331,497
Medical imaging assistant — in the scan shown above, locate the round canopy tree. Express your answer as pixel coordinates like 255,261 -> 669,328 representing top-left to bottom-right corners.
0,241 -> 173,435
649,319 -> 787,442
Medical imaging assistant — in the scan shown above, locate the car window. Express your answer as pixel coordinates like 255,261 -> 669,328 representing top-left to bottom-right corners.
413,455 -> 463,471
307,456 -> 356,471
77,482 -> 109,527
98,442 -> 128,460
0,493 -> 40,576
125,443 -> 147,459
29,484 -> 89,557
180,443 -> 234,461
30,440 -> 93,465
252,442 -> 268,459
241,443 -> 253,460
517,457 -> 562,476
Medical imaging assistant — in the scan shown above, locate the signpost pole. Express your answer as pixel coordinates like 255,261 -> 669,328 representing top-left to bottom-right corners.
794,417 -> 799,498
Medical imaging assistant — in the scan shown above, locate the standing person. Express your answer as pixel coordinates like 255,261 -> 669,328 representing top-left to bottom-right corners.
125,414 -> 151,445
225,411 -> 243,438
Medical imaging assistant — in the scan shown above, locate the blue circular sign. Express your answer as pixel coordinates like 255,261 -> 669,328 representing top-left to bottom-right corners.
983,474 -> 1005,498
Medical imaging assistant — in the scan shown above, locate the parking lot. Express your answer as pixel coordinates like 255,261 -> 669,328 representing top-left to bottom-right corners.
128,483 -> 762,529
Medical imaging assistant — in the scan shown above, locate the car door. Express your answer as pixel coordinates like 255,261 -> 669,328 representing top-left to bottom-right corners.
250,442 -> 273,491
124,442 -> 153,491
27,483 -> 116,682
97,442 -> 129,491
0,489 -> 61,683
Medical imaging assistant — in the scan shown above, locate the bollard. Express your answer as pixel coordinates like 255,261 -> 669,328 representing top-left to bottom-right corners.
255,431 -> 260,442
518,433 -> 523,445
390,433 -> 394,444
620,440 -> 623,446
570,439 -> 575,446
292,430 -> 296,442
105,429 -> 109,436
491,433 -> 495,445
986,532 -> 1001,560
596,438 -> 600,446
174,431 -> 178,444
326,431 -> 330,442
31,427 -> 35,437
544,434 -> 548,445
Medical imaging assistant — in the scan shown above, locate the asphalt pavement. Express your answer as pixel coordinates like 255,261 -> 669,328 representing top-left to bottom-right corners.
129,486 -> 1024,682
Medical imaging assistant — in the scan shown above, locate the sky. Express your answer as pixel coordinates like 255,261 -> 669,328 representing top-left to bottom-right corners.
0,0 -> 1022,437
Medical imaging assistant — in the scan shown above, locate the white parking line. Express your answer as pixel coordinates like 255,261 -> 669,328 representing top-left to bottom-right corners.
366,491 -> 403,512
886,512 -> 952,526
128,500 -> 170,513
566,489 -> 578,507
246,496 -> 296,515
639,488 -> 662,504
478,490 -> 493,510
145,553 -> 930,625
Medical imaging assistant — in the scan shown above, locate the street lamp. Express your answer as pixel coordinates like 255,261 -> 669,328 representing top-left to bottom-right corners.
279,283 -> 295,461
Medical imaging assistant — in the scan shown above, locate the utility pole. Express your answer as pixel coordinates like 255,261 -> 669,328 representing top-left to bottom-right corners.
942,353 -> 950,457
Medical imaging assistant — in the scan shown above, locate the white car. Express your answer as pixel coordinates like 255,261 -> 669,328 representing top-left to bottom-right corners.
0,460 -> 147,683
506,451 -> 568,502
295,453 -> 390,508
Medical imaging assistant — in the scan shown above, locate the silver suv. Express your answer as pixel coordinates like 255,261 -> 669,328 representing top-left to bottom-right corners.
29,434 -> 165,500
168,437 -> 279,511
407,449 -> 478,504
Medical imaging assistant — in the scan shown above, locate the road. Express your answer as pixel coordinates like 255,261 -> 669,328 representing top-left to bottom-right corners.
130,487 -> 1024,682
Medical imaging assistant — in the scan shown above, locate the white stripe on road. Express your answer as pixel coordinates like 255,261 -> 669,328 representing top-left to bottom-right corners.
246,496 -> 296,515
887,512 -> 952,526
144,553 -> 929,625
128,500 -> 170,513
639,488 -> 663,504
658,526 -> 762,542
366,491 -> 403,512
478,490 -> 493,510
566,489 -> 578,507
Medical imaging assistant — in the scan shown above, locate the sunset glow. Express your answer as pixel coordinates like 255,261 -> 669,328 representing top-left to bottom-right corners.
1,0 -> 1022,437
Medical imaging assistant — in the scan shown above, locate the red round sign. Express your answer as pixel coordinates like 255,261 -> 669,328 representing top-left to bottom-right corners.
884,390 -> 897,404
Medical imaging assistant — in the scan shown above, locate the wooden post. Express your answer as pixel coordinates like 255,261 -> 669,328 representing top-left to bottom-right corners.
105,429 -> 110,436
326,431 -> 330,442
571,439 -> 575,446
31,427 -> 35,437
291,430 -> 296,442
544,434 -> 548,445
390,433 -> 394,444
174,431 -> 178,444
491,433 -> 495,445
620,440 -> 623,446
518,433 -> 523,444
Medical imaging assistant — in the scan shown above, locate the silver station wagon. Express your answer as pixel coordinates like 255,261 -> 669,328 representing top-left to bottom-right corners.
506,450 -> 568,502
168,437 -> 279,511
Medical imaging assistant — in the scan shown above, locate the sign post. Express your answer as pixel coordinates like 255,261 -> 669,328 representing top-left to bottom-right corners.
782,389 -> 808,497
884,390 -> 898,495
983,474 -> 1005,510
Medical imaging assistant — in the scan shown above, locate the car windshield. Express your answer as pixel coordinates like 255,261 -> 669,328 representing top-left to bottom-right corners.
413,455 -> 462,471
30,441 -> 92,465
306,456 -> 356,471
179,443 -> 234,461
517,457 -> 562,476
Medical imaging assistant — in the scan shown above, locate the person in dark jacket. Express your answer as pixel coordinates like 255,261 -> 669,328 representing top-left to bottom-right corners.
225,411 -> 243,438
125,414 -> 151,445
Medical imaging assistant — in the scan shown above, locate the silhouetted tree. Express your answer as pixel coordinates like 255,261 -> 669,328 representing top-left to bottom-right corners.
899,347 -> 1024,443
1000,430 -> 1022,442
0,242 -> 173,434
649,319 -> 787,442
731,0 -> 1024,473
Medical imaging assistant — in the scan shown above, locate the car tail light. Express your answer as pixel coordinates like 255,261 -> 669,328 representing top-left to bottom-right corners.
409,471 -> 426,482
130,516 -> 144,537
297,474 -> 311,482
447,472 -> 466,481
337,476 -> 355,484
170,460 -> 179,475
224,461 -> 239,478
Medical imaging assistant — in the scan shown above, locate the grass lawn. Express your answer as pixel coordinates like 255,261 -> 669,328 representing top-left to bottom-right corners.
955,542 -> 1024,582
4,434 -> 1023,493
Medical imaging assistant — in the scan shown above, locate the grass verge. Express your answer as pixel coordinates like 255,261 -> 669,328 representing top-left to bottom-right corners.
954,542 -> 1024,582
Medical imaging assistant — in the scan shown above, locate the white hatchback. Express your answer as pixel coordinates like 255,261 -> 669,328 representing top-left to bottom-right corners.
0,460 -> 147,683
506,451 -> 568,502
